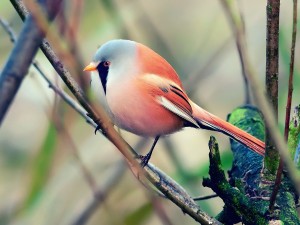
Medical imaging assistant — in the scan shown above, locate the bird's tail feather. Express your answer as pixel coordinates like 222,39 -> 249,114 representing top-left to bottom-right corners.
191,102 -> 265,156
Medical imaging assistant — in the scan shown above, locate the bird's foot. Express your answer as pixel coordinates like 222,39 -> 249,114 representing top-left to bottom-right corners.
139,153 -> 151,167
86,113 -> 102,135
94,125 -> 101,135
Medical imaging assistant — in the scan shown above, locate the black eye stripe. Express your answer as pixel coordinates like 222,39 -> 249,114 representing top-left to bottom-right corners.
96,61 -> 110,94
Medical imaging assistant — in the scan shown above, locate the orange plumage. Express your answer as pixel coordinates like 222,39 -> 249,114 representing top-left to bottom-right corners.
84,39 -> 265,165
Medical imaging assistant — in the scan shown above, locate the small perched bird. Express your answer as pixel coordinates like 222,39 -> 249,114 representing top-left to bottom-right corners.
84,39 -> 265,166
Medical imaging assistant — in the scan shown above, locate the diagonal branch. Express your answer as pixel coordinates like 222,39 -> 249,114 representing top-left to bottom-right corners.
8,1 -> 221,224
219,0 -> 251,104
0,0 -> 62,125
0,16 -> 103,204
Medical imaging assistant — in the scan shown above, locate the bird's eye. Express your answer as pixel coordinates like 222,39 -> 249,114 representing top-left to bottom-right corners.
103,61 -> 111,67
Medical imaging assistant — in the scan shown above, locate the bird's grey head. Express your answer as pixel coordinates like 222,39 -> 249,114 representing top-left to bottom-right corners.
92,39 -> 138,94
93,39 -> 137,64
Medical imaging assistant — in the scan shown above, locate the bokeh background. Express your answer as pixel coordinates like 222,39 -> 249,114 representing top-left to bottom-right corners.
0,0 -> 299,224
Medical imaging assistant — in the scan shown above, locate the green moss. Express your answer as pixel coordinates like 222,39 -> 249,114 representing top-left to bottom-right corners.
220,105 -> 299,224
278,191 -> 300,224
287,105 -> 300,165
263,147 -> 279,179
205,135 -> 268,224
228,106 -> 265,142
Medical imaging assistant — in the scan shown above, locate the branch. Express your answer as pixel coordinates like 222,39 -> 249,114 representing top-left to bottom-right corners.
217,106 -> 299,224
184,36 -> 232,97
219,0 -> 251,104
203,136 -> 268,225
145,164 -> 222,225
265,0 -> 280,121
284,0 -> 298,145
1,18 -> 154,224
264,0 -> 280,174
0,18 -> 93,129
218,0 -> 300,197
265,0 -> 287,213
193,194 -> 218,201
269,0 -> 298,212
10,0 -> 139,166
227,105 -> 264,189
0,0 -> 62,125
70,139 -> 150,225
9,1 -> 221,224
70,161 -> 126,225
0,16 -> 107,208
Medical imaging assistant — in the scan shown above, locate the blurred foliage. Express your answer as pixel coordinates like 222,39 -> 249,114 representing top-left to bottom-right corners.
124,202 -> 153,225
22,123 -> 57,211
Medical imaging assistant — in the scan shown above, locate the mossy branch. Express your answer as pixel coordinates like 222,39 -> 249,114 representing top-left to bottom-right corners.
203,136 -> 268,225
206,106 -> 300,224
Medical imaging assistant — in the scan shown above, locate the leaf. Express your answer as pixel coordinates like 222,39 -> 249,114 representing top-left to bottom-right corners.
124,202 -> 153,225
21,123 -> 57,210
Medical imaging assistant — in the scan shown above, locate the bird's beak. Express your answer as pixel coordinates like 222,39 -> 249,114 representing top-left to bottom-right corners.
83,62 -> 98,71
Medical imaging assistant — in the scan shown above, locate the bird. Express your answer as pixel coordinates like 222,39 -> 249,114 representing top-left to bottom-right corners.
84,39 -> 265,166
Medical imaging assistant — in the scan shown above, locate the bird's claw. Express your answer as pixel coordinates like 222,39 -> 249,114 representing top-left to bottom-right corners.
139,153 -> 151,167
94,125 -> 101,135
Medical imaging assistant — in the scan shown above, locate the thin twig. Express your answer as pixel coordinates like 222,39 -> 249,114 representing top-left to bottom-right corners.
219,0 -> 251,104
145,164 -> 222,225
193,194 -> 218,201
218,0 -> 300,197
71,138 -> 150,225
58,0 -> 88,91
0,16 -> 103,202
12,26 -> 216,225
269,0 -> 298,212
284,0 -> 298,144
134,1 -> 183,74
10,0 -> 140,166
0,18 -> 93,127
184,36 -> 232,97
1,17 -> 164,223
70,162 -> 126,225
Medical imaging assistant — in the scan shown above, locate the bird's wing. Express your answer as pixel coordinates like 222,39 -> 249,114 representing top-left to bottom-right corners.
139,74 -> 199,128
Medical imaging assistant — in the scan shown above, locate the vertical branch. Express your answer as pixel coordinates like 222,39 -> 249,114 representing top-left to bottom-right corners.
264,0 -> 280,174
269,0 -> 298,212
284,0 -> 298,142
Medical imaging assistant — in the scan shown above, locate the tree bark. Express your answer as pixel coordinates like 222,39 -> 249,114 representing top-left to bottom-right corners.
0,0 -> 62,125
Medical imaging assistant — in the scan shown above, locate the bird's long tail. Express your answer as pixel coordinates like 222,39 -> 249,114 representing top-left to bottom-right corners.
190,102 -> 265,156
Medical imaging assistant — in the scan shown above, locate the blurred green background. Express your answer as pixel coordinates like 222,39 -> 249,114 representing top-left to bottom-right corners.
0,0 -> 299,224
